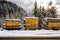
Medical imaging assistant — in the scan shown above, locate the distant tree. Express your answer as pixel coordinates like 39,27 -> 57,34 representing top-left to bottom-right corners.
47,1 -> 57,18
39,6 -> 43,19
33,0 -> 42,29
51,6 -> 57,18
41,7 -> 46,18
33,0 -> 39,17
38,6 -> 46,29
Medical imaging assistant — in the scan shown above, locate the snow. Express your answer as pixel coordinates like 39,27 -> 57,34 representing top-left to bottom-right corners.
44,18 -> 60,19
5,19 -> 20,20
24,17 -> 39,18
0,29 -> 60,37
24,17 -> 39,20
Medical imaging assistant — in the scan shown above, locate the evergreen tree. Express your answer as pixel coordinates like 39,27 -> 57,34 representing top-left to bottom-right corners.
51,6 -> 57,18
38,6 -> 46,29
39,6 -> 42,19
41,7 -> 46,18
33,0 -> 39,17
47,1 -> 57,18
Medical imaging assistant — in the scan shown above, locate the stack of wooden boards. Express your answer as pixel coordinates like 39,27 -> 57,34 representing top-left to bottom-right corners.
45,18 -> 60,30
3,17 -> 60,30
24,17 -> 39,30
3,17 -> 39,30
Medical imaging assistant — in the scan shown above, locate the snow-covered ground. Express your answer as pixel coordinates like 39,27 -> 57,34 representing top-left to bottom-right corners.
0,29 -> 60,37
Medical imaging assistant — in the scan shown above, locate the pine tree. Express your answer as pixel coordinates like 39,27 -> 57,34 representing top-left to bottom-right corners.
51,6 -> 57,18
41,7 -> 46,18
39,6 -> 42,19
47,1 -> 57,18
33,0 -> 38,17
38,6 -> 46,29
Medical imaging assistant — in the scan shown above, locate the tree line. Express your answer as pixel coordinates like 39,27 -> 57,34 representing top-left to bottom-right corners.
33,0 -> 57,29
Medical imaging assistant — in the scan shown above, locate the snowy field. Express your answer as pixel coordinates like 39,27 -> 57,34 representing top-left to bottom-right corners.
0,29 -> 60,37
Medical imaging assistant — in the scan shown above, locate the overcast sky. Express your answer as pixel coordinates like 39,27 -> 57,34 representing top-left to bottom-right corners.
7,0 -> 60,14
